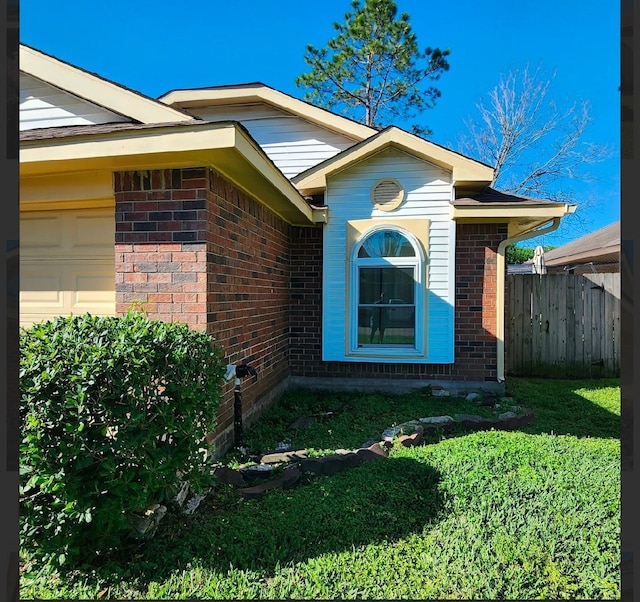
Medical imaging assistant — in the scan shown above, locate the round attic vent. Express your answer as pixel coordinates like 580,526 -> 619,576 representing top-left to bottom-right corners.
371,178 -> 404,211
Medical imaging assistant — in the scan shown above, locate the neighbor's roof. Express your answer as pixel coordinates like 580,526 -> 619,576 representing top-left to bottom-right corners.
453,187 -> 566,207
544,221 -> 620,266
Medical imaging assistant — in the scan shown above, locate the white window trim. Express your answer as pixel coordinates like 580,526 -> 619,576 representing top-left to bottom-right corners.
347,224 -> 426,358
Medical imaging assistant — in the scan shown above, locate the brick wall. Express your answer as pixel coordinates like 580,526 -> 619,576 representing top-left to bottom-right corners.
288,222 -> 508,384
114,167 -> 292,454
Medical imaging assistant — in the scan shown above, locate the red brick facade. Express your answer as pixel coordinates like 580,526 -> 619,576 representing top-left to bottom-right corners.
114,167 -> 292,453
287,222 -> 507,384
114,168 -> 508,454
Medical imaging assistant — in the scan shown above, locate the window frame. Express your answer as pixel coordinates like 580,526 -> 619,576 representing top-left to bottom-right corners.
348,224 -> 426,358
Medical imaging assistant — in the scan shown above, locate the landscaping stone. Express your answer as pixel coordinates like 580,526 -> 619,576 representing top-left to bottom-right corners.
288,416 -> 317,431
318,455 -> 345,476
381,426 -> 404,441
398,431 -> 423,447
453,414 -> 491,431
130,504 -> 167,540
182,489 -> 211,515
239,466 -> 302,501
212,465 -> 246,486
299,457 -> 324,475
239,464 -> 275,483
260,450 -> 309,465
465,392 -> 481,402
356,442 -> 389,462
340,452 -> 364,469
419,416 -> 454,426
431,388 -> 450,397
172,480 -> 190,508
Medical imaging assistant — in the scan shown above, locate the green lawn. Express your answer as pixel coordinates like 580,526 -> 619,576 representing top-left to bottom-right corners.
20,377 -> 620,599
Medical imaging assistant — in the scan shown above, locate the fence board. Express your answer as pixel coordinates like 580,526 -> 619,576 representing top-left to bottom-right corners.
505,273 -> 620,378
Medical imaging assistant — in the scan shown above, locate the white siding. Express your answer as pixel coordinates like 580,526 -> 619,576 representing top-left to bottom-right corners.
190,105 -> 358,178
20,73 -> 131,131
323,147 -> 455,363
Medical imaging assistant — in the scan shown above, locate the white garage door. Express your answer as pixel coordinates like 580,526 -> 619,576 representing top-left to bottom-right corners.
20,208 -> 116,328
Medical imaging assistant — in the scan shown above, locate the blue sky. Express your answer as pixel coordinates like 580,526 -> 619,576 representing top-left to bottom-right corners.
20,0 -> 620,247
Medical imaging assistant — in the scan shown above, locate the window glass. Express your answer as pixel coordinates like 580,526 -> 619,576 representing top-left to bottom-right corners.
355,231 -> 417,348
357,230 -> 415,258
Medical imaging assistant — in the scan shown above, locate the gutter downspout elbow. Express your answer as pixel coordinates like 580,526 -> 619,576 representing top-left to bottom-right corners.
496,218 -> 562,383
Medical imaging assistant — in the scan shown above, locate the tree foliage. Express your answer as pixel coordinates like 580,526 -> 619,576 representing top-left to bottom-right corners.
295,0 -> 450,136
458,65 -> 611,202
506,244 -> 555,264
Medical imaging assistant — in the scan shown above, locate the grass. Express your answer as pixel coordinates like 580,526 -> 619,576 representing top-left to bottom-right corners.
20,377 -> 620,599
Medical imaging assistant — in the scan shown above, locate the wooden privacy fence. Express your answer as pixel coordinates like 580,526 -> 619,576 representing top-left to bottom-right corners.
505,273 -> 620,378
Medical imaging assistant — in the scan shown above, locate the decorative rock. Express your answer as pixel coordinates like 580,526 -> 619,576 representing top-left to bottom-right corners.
212,465 -> 246,486
275,440 -> 292,451
239,464 -> 275,483
239,466 -> 301,501
431,388 -> 450,397
356,442 -> 389,462
398,431 -> 423,447
182,489 -> 210,515
465,392 -> 481,402
340,452 -> 364,469
497,411 -> 519,420
130,504 -> 167,540
381,426 -> 403,441
299,457 -> 324,475
361,438 -> 378,448
260,450 -> 309,465
419,416 -> 454,426
288,416 -> 317,431
318,455 -> 345,476
453,414 -> 491,431
172,480 -> 190,507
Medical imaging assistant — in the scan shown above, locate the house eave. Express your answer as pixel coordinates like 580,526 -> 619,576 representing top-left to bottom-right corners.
292,128 -> 494,195
20,45 -> 193,125
158,84 -> 376,142
20,122 -> 316,226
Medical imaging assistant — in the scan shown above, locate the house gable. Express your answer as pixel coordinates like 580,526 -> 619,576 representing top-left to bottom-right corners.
20,72 -> 132,131
158,84 -> 376,179
20,44 -> 194,126
322,146 -> 456,364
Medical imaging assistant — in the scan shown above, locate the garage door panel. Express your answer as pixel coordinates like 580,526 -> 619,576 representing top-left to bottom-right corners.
72,267 -> 116,309
74,214 -> 115,248
20,208 -> 115,327
20,215 -> 64,252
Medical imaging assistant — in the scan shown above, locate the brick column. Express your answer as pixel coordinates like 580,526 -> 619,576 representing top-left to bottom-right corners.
114,169 -> 209,329
455,223 -> 508,381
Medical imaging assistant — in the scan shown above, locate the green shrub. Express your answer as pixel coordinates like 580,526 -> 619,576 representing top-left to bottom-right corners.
19,311 -> 226,569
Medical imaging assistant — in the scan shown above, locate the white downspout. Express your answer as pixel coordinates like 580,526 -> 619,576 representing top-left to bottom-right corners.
496,218 -> 562,383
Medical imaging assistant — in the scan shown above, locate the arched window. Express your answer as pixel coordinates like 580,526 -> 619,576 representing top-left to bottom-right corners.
351,227 -> 425,353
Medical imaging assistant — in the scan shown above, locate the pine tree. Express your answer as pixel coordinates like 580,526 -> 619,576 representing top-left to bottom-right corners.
295,0 -> 450,137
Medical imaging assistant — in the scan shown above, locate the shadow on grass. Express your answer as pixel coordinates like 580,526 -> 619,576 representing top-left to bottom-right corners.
506,377 -> 620,439
90,456 -> 444,586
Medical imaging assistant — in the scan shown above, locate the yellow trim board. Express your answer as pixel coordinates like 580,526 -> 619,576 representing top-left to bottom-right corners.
159,84 -> 376,141
20,45 -> 192,125
21,122 -> 315,226
293,127 -> 494,194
